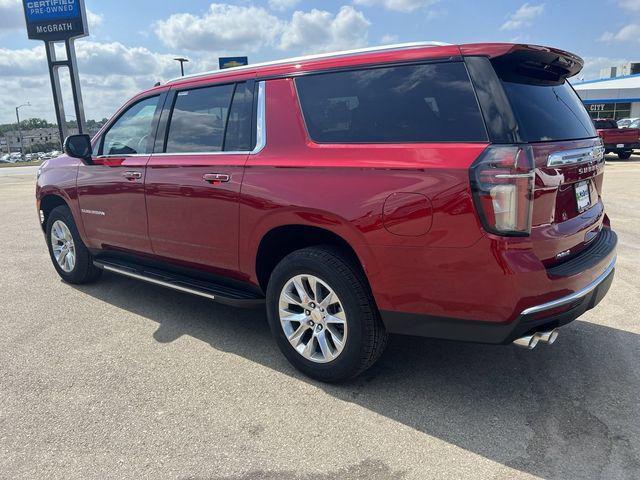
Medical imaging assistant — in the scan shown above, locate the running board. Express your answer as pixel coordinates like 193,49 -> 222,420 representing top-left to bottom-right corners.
93,259 -> 265,308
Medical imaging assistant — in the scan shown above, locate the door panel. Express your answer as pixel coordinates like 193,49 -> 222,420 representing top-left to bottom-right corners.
144,81 -> 254,273
145,154 -> 246,271
76,93 -> 164,254
77,155 -> 152,252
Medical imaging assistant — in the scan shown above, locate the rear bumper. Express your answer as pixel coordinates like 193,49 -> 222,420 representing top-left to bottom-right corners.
604,142 -> 640,150
381,256 -> 615,344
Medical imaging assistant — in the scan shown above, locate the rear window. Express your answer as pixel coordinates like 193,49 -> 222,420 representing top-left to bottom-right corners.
500,81 -> 596,142
295,62 -> 487,143
593,119 -> 618,129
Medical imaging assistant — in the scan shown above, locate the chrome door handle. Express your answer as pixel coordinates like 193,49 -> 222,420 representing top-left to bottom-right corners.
123,171 -> 142,180
203,173 -> 230,184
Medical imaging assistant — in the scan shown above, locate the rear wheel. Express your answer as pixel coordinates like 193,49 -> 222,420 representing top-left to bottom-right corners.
46,206 -> 102,284
618,150 -> 633,160
266,246 -> 387,382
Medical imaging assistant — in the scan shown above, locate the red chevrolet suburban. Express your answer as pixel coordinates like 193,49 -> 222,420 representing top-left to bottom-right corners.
36,42 -> 617,381
592,118 -> 640,159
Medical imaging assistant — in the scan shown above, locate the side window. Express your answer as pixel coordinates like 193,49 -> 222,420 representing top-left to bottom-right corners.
101,96 -> 159,155
224,82 -> 253,152
295,62 -> 487,143
165,84 -> 235,153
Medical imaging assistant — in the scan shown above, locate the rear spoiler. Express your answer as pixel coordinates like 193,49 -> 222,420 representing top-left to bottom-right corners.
460,43 -> 583,84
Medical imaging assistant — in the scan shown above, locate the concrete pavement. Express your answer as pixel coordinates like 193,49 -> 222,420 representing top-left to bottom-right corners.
0,158 -> 639,479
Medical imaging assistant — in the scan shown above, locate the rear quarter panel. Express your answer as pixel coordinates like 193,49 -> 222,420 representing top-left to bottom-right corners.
240,78 -> 489,313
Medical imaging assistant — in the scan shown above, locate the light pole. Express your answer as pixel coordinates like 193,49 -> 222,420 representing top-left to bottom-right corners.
174,57 -> 189,76
15,102 -> 31,158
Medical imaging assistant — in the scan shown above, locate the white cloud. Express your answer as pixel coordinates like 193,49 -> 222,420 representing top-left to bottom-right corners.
353,0 -> 437,12
268,0 -> 300,11
154,3 -> 283,53
0,41 -> 197,123
599,24 -> 640,43
500,3 -> 545,30
154,3 -> 371,55
86,9 -> 103,30
381,34 -> 399,43
576,56 -> 632,81
279,6 -> 370,53
619,0 -> 640,10
0,0 -> 22,33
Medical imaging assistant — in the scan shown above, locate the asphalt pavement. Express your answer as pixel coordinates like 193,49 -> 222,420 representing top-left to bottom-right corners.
1,157 -> 639,479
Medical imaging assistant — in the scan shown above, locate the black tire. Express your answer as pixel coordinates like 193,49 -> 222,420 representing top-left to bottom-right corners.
45,205 -> 102,284
618,150 -> 633,160
266,245 -> 387,382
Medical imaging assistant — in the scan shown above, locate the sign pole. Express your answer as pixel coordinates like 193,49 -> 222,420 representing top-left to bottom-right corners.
45,41 -> 68,145
66,38 -> 86,134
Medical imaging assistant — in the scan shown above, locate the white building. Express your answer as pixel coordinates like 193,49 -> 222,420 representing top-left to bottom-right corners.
573,74 -> 640,121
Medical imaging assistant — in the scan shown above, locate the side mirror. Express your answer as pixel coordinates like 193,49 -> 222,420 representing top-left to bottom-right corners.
63,134 -> 93,164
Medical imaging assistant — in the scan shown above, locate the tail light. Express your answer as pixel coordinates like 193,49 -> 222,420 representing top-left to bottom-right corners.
470,145 -> 534,236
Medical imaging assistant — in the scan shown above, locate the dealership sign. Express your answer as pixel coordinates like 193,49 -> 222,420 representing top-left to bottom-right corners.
22,0 -> 88,41
219,57 -> 249,70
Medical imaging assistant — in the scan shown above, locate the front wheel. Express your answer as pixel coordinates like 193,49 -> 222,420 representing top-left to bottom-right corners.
266,246 -> 387,382
46,205 -> 102,284
618,150 -> 633,160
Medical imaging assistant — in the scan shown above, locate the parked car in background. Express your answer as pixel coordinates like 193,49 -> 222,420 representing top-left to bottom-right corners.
617,117 -> 640,128
36,42 -> 617,381
629,119 -> 640,129
593,118 -> 640,159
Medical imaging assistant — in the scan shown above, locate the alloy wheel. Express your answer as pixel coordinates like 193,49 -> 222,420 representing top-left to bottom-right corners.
50,220 -> 76,272
278,274 -> 348,363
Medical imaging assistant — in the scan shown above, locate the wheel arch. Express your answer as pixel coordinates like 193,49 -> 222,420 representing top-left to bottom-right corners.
255,224 -> 371,293
39,194 -> 70,232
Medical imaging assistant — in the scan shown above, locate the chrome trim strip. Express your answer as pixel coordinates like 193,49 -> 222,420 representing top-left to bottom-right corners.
96,262 -> 217,301
150,151 -> 250,157
547,145 -> 604,167
96,154 -> 150,158
520,256 -> 616,316
251,81 -> 266,155
166,42 -> 451,84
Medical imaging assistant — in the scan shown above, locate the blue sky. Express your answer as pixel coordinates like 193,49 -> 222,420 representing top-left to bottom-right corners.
1,0 -> 639,123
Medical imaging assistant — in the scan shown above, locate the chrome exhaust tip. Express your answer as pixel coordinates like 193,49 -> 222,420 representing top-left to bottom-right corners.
535,328 -> 559,345
513,334 -> 539,350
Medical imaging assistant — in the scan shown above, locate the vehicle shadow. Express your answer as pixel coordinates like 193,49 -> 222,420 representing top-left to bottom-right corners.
72,272 -> 640,480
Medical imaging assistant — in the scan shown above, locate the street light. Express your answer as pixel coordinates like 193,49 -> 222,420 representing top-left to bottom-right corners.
15,102 -> 31,158
174,57 -> 189,77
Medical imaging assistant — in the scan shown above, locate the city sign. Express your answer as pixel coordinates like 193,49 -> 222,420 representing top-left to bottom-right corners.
23,0 -> 88,41
219,57 -> 249,70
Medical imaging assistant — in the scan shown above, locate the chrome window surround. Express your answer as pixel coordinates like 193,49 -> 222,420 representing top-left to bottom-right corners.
520,256 -> 616,316
547,145 -> 605,167
96,81 -> 266,159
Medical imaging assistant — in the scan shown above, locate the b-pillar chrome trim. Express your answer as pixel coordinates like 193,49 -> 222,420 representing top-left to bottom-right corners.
251,81 -> 266,155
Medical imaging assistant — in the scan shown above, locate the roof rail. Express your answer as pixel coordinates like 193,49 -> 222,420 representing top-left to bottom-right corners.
166,41 -> 452,84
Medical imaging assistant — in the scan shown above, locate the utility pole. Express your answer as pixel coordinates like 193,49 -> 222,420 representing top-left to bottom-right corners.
174,57 -> 189,76
15,102 -> 30,157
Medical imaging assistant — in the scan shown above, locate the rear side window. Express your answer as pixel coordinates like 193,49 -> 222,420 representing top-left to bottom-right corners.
593,119 -> 618,129
166,84 -> 234,153
295,62 -> 487,143
224,82 -> 253,151
500,81 -> 596,142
